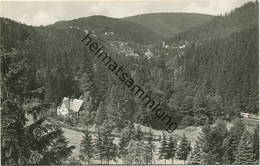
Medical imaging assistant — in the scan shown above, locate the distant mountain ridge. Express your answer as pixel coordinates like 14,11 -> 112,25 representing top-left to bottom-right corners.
51,13 -> 214,44
51,15 -> 164,44
124,13 -> 214,37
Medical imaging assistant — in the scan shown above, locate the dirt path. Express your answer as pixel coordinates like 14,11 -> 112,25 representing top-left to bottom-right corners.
62,127 -> 84,157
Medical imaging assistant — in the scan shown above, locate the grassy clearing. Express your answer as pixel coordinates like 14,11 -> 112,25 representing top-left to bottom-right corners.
26,113 -> 258,163
62,127 -> 84,157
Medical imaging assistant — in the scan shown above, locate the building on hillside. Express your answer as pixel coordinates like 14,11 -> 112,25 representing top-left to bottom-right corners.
57,97 -> 84,117
240,112 -> 250,118
240,112 -> 259,120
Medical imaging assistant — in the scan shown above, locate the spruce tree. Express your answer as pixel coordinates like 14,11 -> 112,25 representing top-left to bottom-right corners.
177,134 -> 191,164
135,125 -> 144,141
187,140 -> 202,164
79,129 -> 94,164
1,98 -> 27,165
95,128 -> 105,164
187,121 -> 211,165
103,127 -> 118,165
1,50 -> 75,165
166,136 -> 177,164
43,128 -> 75,164
25,119 -> 75,165
96,124 -> 117,164
159,133 -> 168,164
202,120 -> 227,164
144,129 -> 155,164
235,130 -> 255,164
118,130 -> 129,164
118,121 -> 136,164
252,126 -> 259,163
1,50 -> 27,165
222,119 -> 245,164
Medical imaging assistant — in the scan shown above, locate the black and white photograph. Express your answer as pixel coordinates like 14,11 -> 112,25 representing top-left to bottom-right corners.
0,0 -> 259,165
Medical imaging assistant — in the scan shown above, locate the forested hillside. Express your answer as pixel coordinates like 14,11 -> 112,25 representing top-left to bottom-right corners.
183,25 -> 258,114
154,1 -> 259,122
0,18 -> 34,50
168,1 -> 258,42
0,1 -> 258,131
124,13 -> 213,37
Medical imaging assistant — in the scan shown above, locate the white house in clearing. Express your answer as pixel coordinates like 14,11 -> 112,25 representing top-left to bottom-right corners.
57,97 -> 84,116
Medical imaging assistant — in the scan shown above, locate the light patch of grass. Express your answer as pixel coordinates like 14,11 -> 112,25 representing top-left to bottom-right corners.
170,126 -> 201,145
134,123 -> 201,145
63,127 -> 84,157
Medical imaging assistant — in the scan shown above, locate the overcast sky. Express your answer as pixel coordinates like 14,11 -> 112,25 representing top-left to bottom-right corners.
0,0 -> 254,26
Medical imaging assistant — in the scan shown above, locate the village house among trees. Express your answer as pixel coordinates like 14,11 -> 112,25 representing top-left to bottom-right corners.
57,97 -> 84,117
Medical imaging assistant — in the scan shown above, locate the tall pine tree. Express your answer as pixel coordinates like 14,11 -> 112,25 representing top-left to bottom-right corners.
202,120 -> 227,164
95,124 -> 117,164
235,130 -> 255,164
177,134 -> 191,164
79,129 -> 94,164
144,129 -> 155,164
159,133 -> 168,164
166,136 -> 177,164
95,127 -> 105,164
193,121 -> 211,164
187,139 -> 202,164
1,49 -> 75,165
118,130 -> 129,164
1,98 -> 27,165
222,119 -> 245,164
252,126 -> 259,163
